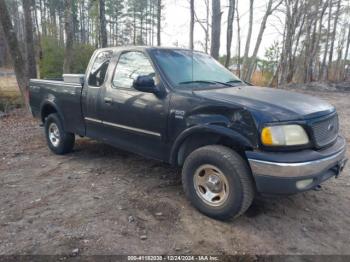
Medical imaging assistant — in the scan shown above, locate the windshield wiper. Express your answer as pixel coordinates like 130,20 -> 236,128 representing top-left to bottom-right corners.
226,80 -> 244,85
179,80 -> 233,87
179,80 -> 217,85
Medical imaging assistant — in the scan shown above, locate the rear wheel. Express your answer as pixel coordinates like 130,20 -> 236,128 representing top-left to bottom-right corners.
44,113 -> 75,155
182,145 -> 255,220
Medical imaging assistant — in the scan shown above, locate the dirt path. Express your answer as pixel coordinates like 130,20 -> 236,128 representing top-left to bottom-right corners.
0,90 -> 349,255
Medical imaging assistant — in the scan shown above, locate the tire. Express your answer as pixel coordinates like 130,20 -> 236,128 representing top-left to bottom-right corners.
182,145 -> 255,220
44,113 -> 75,155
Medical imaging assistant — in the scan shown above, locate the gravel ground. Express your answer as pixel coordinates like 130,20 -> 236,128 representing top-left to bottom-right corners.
0,89 -> 349,256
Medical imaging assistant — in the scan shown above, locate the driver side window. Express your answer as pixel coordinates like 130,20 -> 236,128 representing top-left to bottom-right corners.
112,51 -> 155,89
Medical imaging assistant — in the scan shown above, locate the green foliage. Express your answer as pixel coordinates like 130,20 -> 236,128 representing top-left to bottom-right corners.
40,37 -> 64,79
218,56 -> 226,65
40,37 -> 95,79
71,44 -> 95,74
264,41 -> 281,73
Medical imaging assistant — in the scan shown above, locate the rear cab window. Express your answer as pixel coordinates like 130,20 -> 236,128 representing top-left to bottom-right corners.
88,51 -> 113,87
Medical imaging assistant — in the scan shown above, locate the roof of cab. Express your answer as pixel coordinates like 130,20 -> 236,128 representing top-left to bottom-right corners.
96,46 -> 198,53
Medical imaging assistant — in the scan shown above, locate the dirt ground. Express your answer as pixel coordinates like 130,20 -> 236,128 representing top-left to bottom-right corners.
0,89 -> 349,256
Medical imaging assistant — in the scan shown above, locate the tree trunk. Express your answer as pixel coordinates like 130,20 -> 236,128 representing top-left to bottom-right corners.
157,0 -> 161,46
335,33 -> 345,81
150,3 -> 153,45
81,0 -> 86,43
63,0 -> 74,74
115,16 -> 119,46
312,0 -> 328,80
133,6 -> 136,45
205,0 -> 209,53
343,24 -> 350,80
34,0 -> 43,66
242,0 -> 254,80
290,12 -> 306,77
302,0 -> 318,83
0,0 -> 29,105
236,0 -> 241,77
193,1 -> 209,53
245,0 -> 281,81
210,0 -> 221,60
279,6 -> 290,85
22,0 -> 37,79
49,2 -> 57,38
99,0 -> 107,47
327,0 -> 341,79
39,0 -> 47,37
225,0 -> 235,68
320,0 -> 332,80
189,0 -> 194,50
307,0 -> 327,82
140,8 -> 144,45
279,0 -> 302,85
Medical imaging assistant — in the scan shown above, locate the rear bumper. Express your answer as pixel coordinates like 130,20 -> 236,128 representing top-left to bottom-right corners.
246,136 -> 347,195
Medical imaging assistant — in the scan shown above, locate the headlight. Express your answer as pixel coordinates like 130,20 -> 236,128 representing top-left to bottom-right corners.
261,125 -> 309,146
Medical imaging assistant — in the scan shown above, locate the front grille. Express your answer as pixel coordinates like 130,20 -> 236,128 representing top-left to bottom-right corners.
310,114 -> 339,148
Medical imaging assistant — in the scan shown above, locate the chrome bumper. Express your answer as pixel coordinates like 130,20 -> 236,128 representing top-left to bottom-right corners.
248,139 -> 347,178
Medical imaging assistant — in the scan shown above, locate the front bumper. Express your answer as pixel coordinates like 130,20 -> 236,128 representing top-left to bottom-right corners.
246,136 -> 347,195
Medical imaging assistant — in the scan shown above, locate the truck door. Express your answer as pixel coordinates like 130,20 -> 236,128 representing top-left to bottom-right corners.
82,50 -> 113,139
99,51 -> 169,160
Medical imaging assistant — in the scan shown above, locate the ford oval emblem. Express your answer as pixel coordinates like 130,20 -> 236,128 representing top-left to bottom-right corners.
328,123 -> 334,131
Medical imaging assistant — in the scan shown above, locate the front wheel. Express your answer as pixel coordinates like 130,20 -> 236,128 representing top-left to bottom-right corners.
44,113 -> 75,155
182,145 -> 255,220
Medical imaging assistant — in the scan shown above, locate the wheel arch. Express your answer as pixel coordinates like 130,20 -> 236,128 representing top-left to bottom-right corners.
170,125 -> 255,167
40,100 -> 65,125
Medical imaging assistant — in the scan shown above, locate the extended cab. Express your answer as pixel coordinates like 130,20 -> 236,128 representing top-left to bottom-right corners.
29,47 -> 348,220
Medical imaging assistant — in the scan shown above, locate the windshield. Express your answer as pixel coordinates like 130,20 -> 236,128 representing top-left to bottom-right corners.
151,49 -> 242,87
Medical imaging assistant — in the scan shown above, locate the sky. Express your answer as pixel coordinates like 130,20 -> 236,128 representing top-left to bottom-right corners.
161,0 -> 285,59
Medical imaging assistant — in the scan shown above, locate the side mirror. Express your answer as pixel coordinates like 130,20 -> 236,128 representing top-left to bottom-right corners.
133,75 -> 158,93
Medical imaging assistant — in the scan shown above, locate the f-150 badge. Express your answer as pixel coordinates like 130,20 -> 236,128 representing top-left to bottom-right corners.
171,110 -> 185,120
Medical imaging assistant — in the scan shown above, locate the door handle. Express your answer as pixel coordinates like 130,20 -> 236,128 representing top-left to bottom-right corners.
104,97 -> 113,104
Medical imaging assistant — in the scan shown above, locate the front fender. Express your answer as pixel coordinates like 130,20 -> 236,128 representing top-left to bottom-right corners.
170,124 -> 255,165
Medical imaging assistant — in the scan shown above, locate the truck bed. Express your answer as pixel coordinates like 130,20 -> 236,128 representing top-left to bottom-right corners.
29,79 -> 86,136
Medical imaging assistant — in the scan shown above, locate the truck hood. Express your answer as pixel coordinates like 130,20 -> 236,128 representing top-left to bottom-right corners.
193,85 -> 335,122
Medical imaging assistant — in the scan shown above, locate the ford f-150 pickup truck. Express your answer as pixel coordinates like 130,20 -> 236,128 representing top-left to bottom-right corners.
29,47 -> 348,220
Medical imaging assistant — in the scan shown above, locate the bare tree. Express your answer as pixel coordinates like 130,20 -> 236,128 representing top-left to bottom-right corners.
343,24 -> 350,80
190,0 -> 195,50
204,0 -> 210,53
0,0 -> 28,105
335,27 -> 346,80
22,0 -> 37,79
279,0 -> 304,85
242,0 -> 254,80
305,0 -> 329,82
245,0 -> 282,81
63,0 -> 74,74
193,0 -> 210,53
328,0 -> 341,79
320,0 -> 333,80
99,0 -> 107,47
210,0 -> 222,60
236,0 -> 242,77
303,0 -> 320,83
225,0 -> 236,68
157,0 -> 161,46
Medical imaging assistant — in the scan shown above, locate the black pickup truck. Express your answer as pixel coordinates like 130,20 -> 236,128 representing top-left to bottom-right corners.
29,47 -> 347,220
